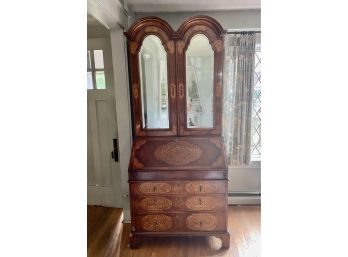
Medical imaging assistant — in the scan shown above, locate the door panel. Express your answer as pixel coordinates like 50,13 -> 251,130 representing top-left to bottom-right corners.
95,99 -> 112,186
87,37 -> 123,207
87,106 -> 95,186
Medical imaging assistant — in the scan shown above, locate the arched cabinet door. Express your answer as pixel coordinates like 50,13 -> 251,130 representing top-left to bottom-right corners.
125,17 -> 177,136
176,16 -> 224,136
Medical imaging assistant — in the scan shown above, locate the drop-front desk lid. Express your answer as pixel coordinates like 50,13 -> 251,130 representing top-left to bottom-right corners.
129,136 -> 227,171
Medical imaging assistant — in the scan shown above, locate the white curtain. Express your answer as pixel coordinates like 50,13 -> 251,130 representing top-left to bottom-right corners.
222,33 -> 256,166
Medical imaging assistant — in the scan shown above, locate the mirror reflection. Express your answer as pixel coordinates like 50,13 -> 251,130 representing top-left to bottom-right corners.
186,34 -> 214,128
138,35 -> 169,129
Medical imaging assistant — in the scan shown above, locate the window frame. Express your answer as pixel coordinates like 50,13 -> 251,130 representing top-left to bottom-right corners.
250,43 -> 261,164
87,49 -> 106,90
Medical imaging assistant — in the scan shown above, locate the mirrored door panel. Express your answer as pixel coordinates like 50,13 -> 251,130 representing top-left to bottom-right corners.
138,35 -> 169,129
176,16 -> 224,136
185,34 -> 214,128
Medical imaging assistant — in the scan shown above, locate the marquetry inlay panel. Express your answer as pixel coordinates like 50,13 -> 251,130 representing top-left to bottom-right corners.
178,83 -> 184,98
130,41 -> 138,55
139,182 -> 172,194
170,83 -> 176,98
132,83 -> 139,99
185,196 -> 219,211
145,26 -> 158,33
140,197 -> 172,211
166,40 -> 174,54
185,182 -> 218,194
215,82 -> 222,97
186,213 -> 217,231
212,156 -> 224,168
142,214 -> 173,231
209,137 -> 222,148
177,40 -> 185,54
193,25 -> 207,32
133,157 -> 144,169
213,39 -> 223,53
154,141 -> 202,166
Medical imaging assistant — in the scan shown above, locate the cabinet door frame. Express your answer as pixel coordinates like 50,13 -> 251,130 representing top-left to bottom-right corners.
125,17 -> 177,137
176,16 -> 225,136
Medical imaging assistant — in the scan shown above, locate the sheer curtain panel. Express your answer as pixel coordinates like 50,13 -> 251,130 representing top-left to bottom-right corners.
223,33 -> 256,166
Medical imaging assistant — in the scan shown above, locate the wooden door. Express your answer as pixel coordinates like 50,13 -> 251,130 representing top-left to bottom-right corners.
87,38 -> 123,207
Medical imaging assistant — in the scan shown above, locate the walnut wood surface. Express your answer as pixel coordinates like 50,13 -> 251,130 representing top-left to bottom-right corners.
125,16 -> 225,137
130,180 -> 226,195
125,17 -> 177,137
129,136 -> 227,171
132,195 -> 226,213
176,16 -> 224,136
128,169 -> 227,181
126,15 -> 229,250
134,212 -> 227,232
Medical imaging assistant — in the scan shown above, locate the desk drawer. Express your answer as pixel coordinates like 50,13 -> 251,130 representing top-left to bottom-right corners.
130,180 -> 226,195
132,195 -> 226,213
134,212 -> 227,232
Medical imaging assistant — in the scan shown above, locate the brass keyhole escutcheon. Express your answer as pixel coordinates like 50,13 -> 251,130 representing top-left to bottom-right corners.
199,185 -> 202,192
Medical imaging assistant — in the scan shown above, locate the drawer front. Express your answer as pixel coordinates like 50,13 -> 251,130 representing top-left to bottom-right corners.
130,180 -> 226,195
134,212 -> 226,232
132,195 -> 226,213
141,214 -> 173,232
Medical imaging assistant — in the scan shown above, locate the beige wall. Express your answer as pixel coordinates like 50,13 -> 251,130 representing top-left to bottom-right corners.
134,9 -> 261,30
87,24 -> 110,39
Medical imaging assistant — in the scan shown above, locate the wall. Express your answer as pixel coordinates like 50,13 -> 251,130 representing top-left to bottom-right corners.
87,24 -> 110,39
134,9 -> 261,30
133,10 -> 261,204
110,27 -> 133,221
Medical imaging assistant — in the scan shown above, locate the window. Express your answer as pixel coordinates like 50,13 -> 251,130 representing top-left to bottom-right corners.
87,50 -> 106,89
251,44 -> 261,161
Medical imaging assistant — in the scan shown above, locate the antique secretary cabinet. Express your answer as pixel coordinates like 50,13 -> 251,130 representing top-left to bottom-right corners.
125,16 -> 230,249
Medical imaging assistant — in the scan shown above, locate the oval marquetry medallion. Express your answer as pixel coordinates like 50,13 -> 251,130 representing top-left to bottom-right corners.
154,141 -> 202,165
138,182 -> 171,194
142,214 -> 173,231
140,197 -> 172,211
186,213 -> 217,231
185,182 -> 218,193
185,196 -> 218,211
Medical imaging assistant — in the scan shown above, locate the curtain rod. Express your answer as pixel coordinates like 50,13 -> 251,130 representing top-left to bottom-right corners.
225,29 -> 261,34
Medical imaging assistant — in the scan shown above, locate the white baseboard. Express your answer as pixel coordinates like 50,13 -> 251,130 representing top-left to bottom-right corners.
228,195 -> 261,205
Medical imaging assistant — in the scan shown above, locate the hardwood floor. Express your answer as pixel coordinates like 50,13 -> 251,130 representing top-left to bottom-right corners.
87,205 -> 260,257
87,206 -> 123,257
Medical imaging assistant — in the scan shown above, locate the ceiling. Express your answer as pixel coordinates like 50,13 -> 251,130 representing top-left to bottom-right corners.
127,0 -> 260,12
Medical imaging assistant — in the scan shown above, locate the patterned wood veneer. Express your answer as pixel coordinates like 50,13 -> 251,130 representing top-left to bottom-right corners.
133,195 -> 226,212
